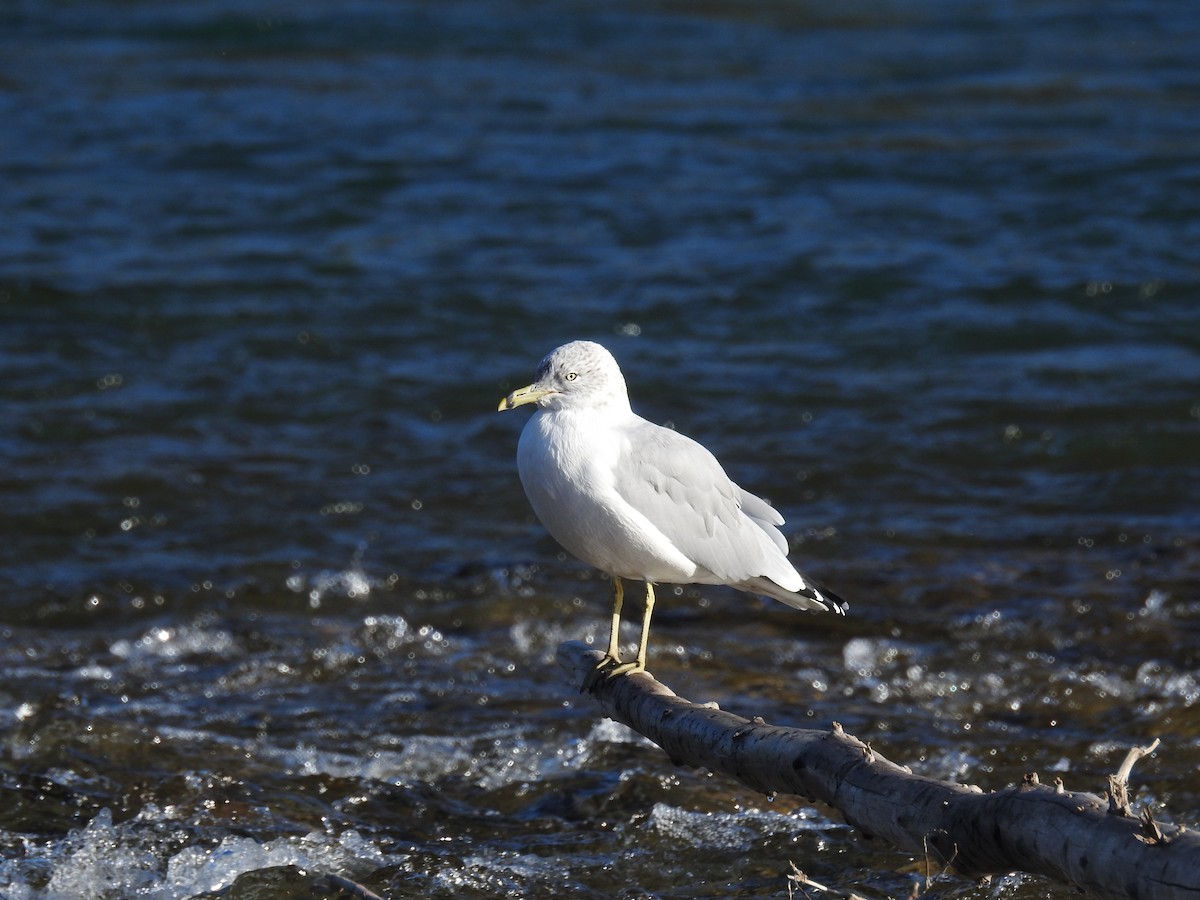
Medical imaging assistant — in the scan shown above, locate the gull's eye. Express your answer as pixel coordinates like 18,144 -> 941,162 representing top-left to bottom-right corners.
564,372 -> 578,381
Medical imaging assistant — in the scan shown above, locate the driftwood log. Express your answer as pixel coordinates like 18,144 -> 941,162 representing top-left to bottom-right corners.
557,641 -> 1200,900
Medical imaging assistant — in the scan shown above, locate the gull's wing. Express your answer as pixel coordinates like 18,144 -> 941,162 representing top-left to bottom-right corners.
610,417 -> 800,590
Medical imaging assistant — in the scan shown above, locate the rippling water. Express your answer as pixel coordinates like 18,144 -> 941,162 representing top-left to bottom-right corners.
2,1 -> 1199,897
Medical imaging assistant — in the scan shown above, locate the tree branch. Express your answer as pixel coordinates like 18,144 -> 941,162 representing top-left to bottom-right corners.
1109,738 -> 1163,817
557,641 -> 1200,900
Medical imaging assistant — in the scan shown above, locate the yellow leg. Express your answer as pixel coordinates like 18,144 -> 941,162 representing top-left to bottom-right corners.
605,576 -> 625,663
584,577 -> 626,692
602,582 -> 654,680
632,582 -> 655,671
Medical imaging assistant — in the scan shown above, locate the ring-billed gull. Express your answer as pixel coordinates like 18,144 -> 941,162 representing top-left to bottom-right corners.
499,340 -> 846,681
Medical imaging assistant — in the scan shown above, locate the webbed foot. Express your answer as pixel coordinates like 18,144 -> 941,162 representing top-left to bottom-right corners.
581,654 -> 645,693
601,659 -> 645,679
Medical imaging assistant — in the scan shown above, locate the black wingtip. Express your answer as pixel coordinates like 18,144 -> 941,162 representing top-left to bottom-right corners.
818,587 -> 849,616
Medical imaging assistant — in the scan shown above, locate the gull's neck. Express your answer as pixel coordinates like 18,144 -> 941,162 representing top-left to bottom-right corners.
546,394 -> 632,423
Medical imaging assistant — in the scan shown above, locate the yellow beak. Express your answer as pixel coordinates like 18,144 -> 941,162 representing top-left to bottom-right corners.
498,383 -> 555,411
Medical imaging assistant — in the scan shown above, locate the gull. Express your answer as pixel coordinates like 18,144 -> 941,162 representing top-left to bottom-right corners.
498,340 -> 846,680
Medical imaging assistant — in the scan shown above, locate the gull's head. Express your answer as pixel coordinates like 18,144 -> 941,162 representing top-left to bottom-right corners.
498,340 -> 629,412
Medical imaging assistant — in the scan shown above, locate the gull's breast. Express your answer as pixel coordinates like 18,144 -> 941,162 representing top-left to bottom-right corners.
517,409 -> 698,582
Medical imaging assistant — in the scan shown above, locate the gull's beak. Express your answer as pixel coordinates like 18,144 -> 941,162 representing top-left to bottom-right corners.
498,383 -> 555,411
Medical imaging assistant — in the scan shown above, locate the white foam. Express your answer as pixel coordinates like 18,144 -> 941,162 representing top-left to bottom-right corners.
161,828 -> 385,898
432,851 -> 558,894
0,807 -> 388,900
646,802 -> 832,850
109,623 -> 235,661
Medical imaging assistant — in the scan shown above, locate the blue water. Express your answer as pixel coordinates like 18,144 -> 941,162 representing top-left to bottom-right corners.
2,1 -> 1199,897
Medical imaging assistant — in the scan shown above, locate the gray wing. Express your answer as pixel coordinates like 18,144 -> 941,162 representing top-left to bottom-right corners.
736,487 -> 790,555
611,418 -> 795,586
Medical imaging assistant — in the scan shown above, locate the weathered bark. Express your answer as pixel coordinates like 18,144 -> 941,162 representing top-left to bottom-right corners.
557,640 -> 1200,900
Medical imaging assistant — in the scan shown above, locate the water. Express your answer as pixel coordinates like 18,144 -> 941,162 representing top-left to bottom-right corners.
2,0 -> 1199,896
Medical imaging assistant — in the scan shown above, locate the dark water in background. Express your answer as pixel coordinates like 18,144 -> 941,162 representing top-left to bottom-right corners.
2,0 -> 1199,896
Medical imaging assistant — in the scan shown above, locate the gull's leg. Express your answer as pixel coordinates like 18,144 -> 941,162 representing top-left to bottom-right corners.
584,576 -> 625,693
632,582 -> 655,671
605,576 -> 625,664
604,582 -> 654,679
